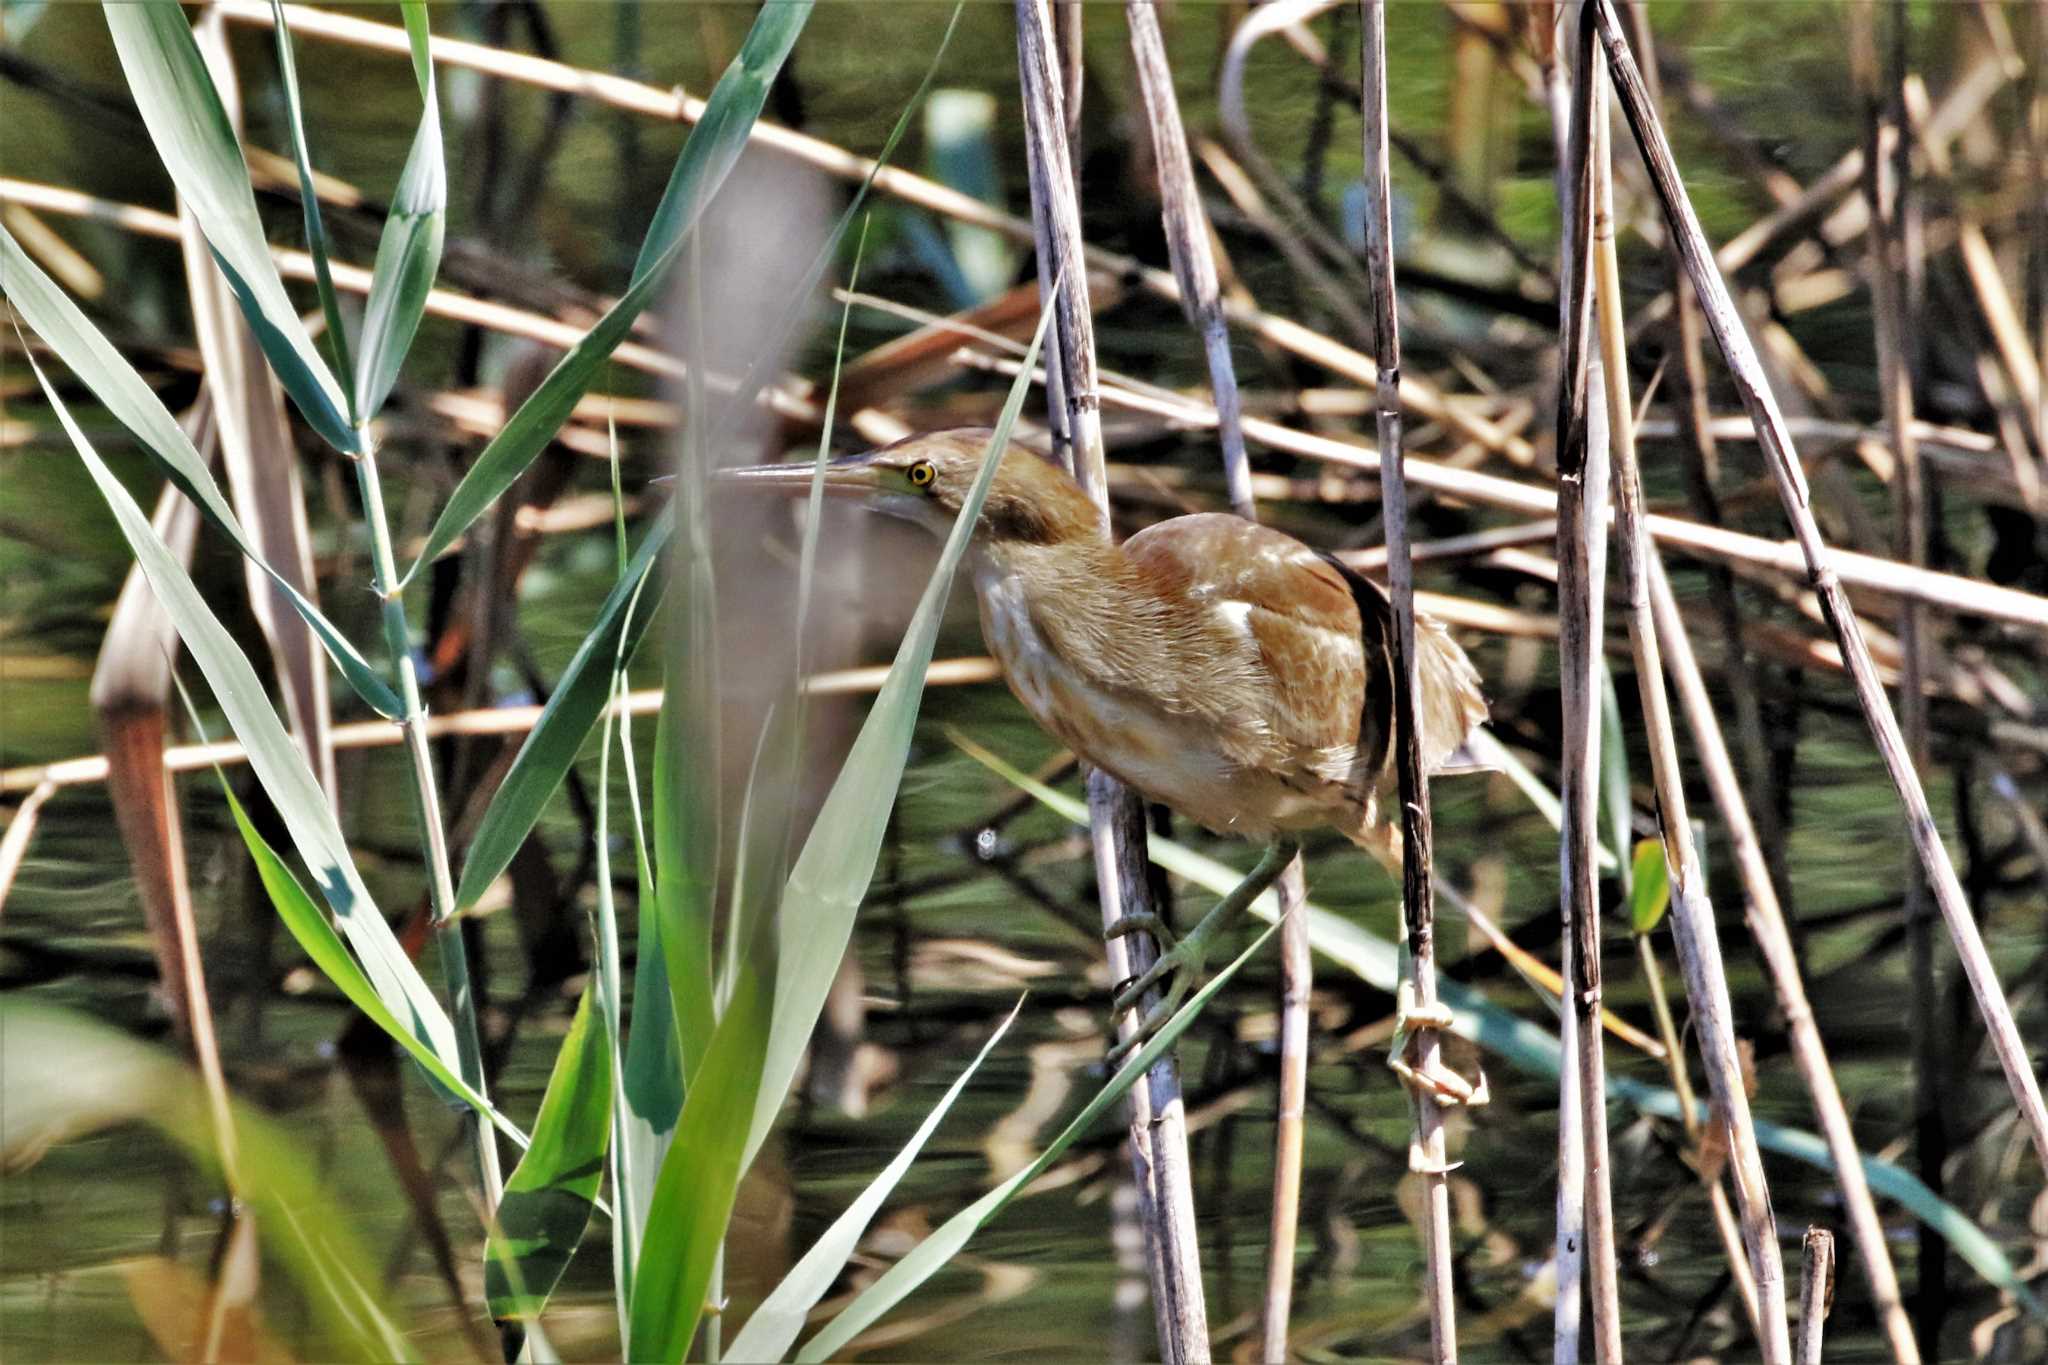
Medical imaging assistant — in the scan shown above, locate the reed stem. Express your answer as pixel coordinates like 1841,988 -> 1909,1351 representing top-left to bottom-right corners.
1590,51 -> 1791,1356
1592,0 -> 2048,1180
353,439 -> 504,1221
1017,3 -> 1207,1358
1361,5 -> 1457,1359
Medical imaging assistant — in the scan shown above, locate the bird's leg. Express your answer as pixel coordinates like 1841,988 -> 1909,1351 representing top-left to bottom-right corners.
1103,837 -> 1300,1064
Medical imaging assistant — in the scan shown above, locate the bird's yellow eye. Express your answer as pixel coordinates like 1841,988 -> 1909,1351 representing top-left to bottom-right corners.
908,461 -> 936,489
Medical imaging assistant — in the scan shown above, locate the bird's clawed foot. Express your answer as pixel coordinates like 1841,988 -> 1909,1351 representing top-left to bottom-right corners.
1102,913 -> 1216,1066
1388,994 -> 1490,1109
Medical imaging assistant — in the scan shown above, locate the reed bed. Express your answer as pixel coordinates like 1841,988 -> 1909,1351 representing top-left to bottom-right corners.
3,3 -> 2046,1362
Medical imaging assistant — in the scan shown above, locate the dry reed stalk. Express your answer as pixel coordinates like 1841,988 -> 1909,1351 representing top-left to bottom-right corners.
0,780 -> 55,919
1851,7 -> 1944,1350
1591,0 -> 2048,1179
0,660 -> 1006,796
1360,5 -> 1457,1361
1798,1229 -> 1836,1365
233,0 -> 1528,464
1589,61 -> 1791,1357
1646,554 -> 1918,1359
946,342 -> 2048,631
1121,6 -> 1301,1353
1552,11 -> 1622,1358
1617,0 -> 1793,919
1016,3 -> 1207,1358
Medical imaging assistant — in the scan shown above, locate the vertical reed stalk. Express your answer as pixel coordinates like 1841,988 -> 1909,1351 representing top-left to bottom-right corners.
1591,0 -> 2048,1178
1590,65 -> 1791,1358
1851,5 -> 1944,1345
1121,7 -> 1295,1354
1619,0 -> 1793,917
353,443 -> 504,1219
1530,14 -> 1586,1358
1017,3 -> 1207,1358
1798,1228 -> 1835,1365
1646,553 -> 1917,1359
1361,5 -> 1455,1360
1553,9 -> 1622,1358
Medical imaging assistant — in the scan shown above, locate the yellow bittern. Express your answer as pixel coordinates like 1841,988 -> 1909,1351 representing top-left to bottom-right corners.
726,428 -> 1487,1059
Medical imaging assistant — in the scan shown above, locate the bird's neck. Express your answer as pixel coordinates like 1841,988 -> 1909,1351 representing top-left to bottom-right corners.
969,534 -> 1176,685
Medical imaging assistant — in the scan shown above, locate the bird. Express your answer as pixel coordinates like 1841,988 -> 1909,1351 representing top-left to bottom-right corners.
722,427 -> 1488,1073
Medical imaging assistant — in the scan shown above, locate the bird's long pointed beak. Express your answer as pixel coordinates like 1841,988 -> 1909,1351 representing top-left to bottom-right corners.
712,458 -> 881,498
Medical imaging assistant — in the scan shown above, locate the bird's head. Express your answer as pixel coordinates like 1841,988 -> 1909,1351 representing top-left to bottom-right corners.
720,428 -> 1100,547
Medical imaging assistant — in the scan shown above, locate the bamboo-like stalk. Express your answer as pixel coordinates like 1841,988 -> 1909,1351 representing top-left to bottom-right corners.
1552,11 -> 1622,1358
1633,932 -> 1763,1339
1016,3 -> 1206,1359
1590,0 -> 2048,1179
353,441 -> 506,1221
1646,550 -> 1918,1358
1798,1228 -> 1835,1365
1850,6 -> 1942,1351
1360,5 -> 1456,1360
1589,61 -> 1791,1358
1618,0 -> 1793,920
1120,7 -> 1299,1354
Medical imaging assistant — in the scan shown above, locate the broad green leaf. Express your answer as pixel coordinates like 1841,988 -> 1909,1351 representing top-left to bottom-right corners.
627,255 -> 1056,1365
1629,838 -> 1673,935
796,924 -> 1279,1362
453,508 -> 668,910
971,742 -> 2045,1320
651,677 -> 715,1088
263,0 -> 354,407
353,0 -> 443,420
626,923 -> 777,1363
102,0 -> 354,452
485,982 -> 613,1323
401,1 -> 813,583
743,279 -> 1061,1170
216,776 -> 526,1151
728,1000 -> 1020,1363
0,1000 -> 418,1363
0,228 -> 401,718
23,346 -> 465,1095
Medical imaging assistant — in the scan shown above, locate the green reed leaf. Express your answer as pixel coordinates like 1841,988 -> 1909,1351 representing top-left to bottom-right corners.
796,924 -> 1277,1362
1,227 -> 401,718
263,0 -> 354,409
0,1000 -> 418,1362
23,343 -> 467,1102
353,0 -> 443,421
485,981 -> 613,1324
452,509 -> 667,911
728,1000 -> 1020,1363
102,0 -> 354,452
742,277 -> 1060,1170
400,0 -> 813,584
1629,838 -> 1673,935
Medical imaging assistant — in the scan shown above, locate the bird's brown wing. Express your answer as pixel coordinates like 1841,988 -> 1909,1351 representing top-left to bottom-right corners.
1123,515 -> 1381,786
1124,514 -> 1486,789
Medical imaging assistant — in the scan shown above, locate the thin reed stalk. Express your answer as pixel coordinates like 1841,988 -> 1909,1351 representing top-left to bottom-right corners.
1618,0 -> 1793,919
1588,59 -> 1791,1358
1646,553 -> 1917,1357
1591,0 -> 2048,1179
1851,6 -> 1944,1347
1799,1228 -> 1836,1365
1122,7 -> 1301,1353
1016,3 -> 1206,1358
1360,4 -> 1455,1360
1553,10 -> 1622,1358
352,443 -> 505,1219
